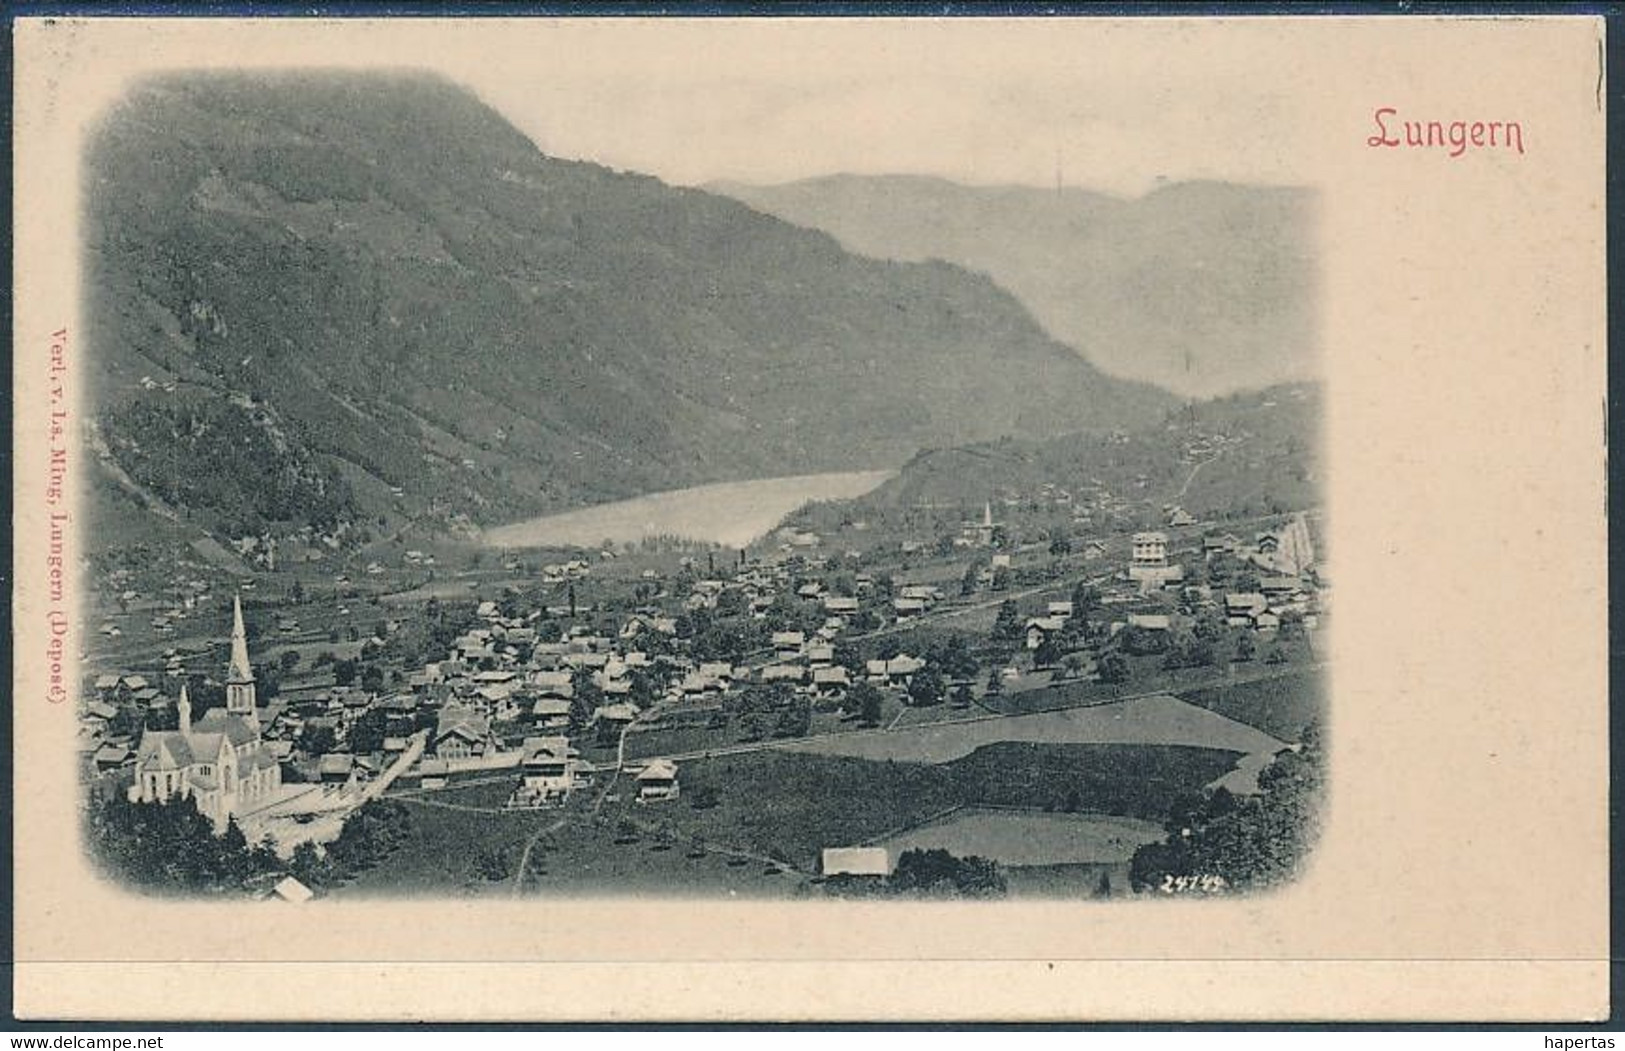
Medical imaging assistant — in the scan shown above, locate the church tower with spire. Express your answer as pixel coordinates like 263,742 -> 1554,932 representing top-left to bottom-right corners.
225,592 -> 257,730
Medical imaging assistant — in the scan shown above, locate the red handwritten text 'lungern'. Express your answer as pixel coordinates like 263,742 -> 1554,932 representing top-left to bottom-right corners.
1367,107 -> 1526,157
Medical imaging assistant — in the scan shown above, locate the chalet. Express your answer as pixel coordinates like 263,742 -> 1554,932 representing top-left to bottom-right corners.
635,758 -> 680,802
93,743 -> 131,773
1226,593 -> 1269,625
1127,613 -> 1172,632
892,597 -> 927,619
517,736 -> 574,803
318,753 -> 358,786
433,705 -> 495,760
805,644 -> 835,667
594,702 -> 639,733
822,595 -> 860,615
1253,611 -> 1282,632
1025,616 -> 1068,650
84,700 -> 118,723
812,666 -> 850,696
1168,507 -> 1197,528
760,664 -> 806,685
882,655 -> 925,685
772,631 -> 806,659
991,553 -> 1013,570
1259,576 -> 1303,598
531,697 -> 573,731
529,670 -> 574,699
899,584 -> 944,603
796,582 -> 824,599
1047,601 -> 1075,619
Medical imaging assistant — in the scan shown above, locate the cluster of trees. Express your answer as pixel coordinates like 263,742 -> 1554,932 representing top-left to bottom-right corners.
888,848 -> 1007,898
1128,723 -> 1325,894
102,393 -> 359,541
729,683 -> 812,742
85,794 -> 282,895
287,799 -> 415,890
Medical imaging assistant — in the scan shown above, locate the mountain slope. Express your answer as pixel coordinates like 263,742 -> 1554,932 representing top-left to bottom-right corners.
850,383 -> 1321,524
709,174 -> 1319,399
85,72 -> 1176,548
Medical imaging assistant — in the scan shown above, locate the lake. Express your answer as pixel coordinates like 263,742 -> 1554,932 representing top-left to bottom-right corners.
481,469 -> 894,550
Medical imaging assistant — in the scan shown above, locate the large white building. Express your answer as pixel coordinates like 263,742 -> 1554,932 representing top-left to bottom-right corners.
129,594 -> 282,829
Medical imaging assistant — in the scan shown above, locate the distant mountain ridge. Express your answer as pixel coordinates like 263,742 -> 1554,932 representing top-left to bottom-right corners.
85,72 -> 1176,549
709,174 -> 1319,399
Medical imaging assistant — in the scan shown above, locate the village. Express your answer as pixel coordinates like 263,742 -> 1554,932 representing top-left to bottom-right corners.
78,470 -> 1326,901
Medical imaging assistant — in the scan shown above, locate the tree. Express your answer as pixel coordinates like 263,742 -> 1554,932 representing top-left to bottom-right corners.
1048,534 -> 1072,557
346,708 -> 391,755
907,667 -> 946,707
280,650 -> 301,673
332,658 -> 357,687
1097,652 -> 1131,684
298,722 -> 338,757
850,681 -> 884,727
1234,632 -> 1257,662
992,600 -> 1023,644
951,682 -> 975,708
1033,637 -> 1062,669
774,694 -> 812,738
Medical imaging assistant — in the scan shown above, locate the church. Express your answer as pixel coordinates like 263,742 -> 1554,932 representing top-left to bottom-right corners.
129,593 -> 283,829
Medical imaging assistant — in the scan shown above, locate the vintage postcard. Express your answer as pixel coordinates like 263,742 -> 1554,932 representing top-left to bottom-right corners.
10,14 -> 1608,1022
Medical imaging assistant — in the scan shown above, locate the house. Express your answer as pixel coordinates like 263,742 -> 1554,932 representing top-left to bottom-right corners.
433,704 -> 495,760
892,597 -> 927,619
531,697 -> 573,730
991,553 -> 1013,569
594,702 -> 639,733
1025,616 -> 1068,650
1226,593 -> 1269,625
1047,601 -> 1075,619
805,644 -> 835,667
635,758 -> 680,802
1083,540 -> 1108,560
760,663 -> 806,685
318,753 -> 358,786
1259,576 -> 1302,598
812,666 -> 850,695
1253,611 -> 1282,631
899,584 -> 943,603
882,655 -> 925,685
1168,507 -> 1197,527
417,758 -> 449,790
517,735 -> 574,803
93,743 -> 131,773
771,631 -> 806,659
1127,613 -> 1171,632
1132,532 -> 1167,562
821,846 -> 890,878
822,595 -> 859,615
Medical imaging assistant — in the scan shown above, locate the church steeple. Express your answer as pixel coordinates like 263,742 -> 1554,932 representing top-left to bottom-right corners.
178,681 -> 192,735
225,592 -> 257,729
229,593 -> 253,684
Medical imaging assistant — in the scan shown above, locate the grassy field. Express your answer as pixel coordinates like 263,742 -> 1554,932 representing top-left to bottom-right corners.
342,778 -> 809,898
875,808 -> 1165,867
1177,668 -> 1325,743
604,741 -> 1239,873
780,694 -> 1283,765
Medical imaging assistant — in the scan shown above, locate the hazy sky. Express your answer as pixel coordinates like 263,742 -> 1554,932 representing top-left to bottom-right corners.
390,19 -> 1313,195
64,17 -> 1314,197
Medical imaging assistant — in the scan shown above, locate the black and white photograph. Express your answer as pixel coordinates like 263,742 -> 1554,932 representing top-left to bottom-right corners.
73,49 -> 1326,903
